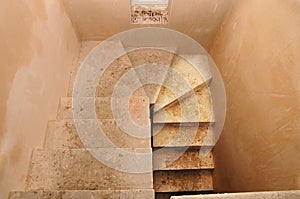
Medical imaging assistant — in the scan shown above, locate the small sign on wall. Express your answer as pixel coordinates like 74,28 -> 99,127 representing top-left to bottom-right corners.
131,0 -> 169,24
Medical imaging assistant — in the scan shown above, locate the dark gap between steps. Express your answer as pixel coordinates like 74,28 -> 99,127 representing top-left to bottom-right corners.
150,104 -> 155,149
155,191 -> 213,199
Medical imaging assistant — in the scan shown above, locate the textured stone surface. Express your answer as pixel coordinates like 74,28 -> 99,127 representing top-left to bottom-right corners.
95,54 -> 147,98
44,120 -> 84,149
153,148 -> 214,170
26,149 -> 152,190
127,48 -> 174,68
170,190 -> 300,199
67,41 -> 147,99
154,170 -> 213,192
127,48 -> 174,103
153,123 -> 215,147
155,54 -> 210,111
44,119 -> 151,149
154,87 -> 214,123
67,41 -> 102,97
56,97 -> 150,123
9,189 -> 154,199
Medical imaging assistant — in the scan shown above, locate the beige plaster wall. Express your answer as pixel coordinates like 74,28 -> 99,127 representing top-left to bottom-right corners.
0,0 -> 80,198
210,0 -> 300,192
63,0 -> 234,51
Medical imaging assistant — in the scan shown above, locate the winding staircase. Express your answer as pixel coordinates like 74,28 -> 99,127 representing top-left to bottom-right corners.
9,32 -> 217,198
8,27 -> 300,199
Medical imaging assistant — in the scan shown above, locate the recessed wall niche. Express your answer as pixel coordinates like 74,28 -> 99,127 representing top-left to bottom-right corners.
131,0 -> 169,24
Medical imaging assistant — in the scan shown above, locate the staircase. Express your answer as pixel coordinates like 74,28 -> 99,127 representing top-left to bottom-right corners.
9,28 -> 219,199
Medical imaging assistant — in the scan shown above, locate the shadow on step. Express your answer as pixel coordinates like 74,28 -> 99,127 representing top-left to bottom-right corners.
156,191 -> 213,199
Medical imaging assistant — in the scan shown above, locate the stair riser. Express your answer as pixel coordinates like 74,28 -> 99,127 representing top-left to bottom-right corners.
153,148 -> 214,170
154,170 -> 213,192
153,124 -> 215,147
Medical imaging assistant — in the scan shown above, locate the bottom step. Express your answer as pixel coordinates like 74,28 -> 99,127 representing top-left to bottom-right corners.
9,189 -> 154,199
170,190 -> 300,199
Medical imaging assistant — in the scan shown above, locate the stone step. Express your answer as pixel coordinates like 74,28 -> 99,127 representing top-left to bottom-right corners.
67,43 -> 147,99
9,189 -> 154,199
153,87 -> 214,123
170,190 -> 300,199
154,54 -> 211,112
153,123 -> 215,147
67,41 -> 102,97
127,48 -> 175,104
71,40 -> 149,99
56,97 -> 149,122
44,119 -> 151,149
94,51 -> 147,98
26,149 -> 153,190
154,170 -> 213,193
153,148 -> 214,170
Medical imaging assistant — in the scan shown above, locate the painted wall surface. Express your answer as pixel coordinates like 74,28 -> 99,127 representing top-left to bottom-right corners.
0,0 -> 79,198
210,0 -> 300,192
63,0 -> 234,51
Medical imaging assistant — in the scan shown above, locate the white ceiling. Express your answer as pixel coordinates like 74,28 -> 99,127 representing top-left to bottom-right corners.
63,0 -> 234,51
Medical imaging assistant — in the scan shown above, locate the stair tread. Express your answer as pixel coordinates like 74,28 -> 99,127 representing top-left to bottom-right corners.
67,41 -> 102,97
72,40 -> 136,98
153,87 -> 214,123
94,51 -> 147,98
27,149 -> 153,190
154,54 -> 210,112
44,119 -> 151,149
127,48 -> 175,104
154,170 -> 213,193
9,189 -> 154,199
57,97 -> 150,122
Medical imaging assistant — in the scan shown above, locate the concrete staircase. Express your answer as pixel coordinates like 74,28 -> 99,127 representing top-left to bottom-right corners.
9,41 -> 215,199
